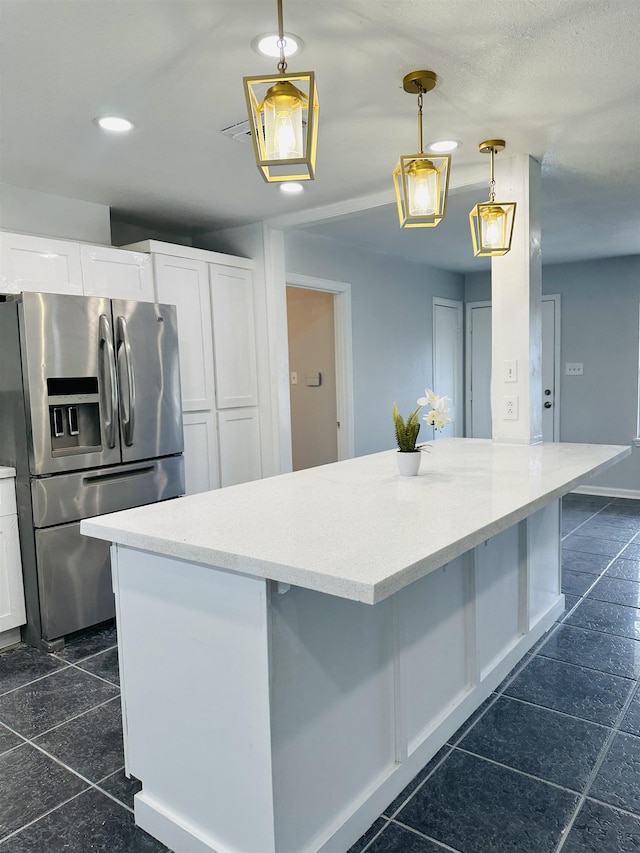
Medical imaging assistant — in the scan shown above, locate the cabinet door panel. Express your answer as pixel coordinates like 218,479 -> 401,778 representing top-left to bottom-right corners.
155,255 -> 215,412
217,409 -> 261,487
210,266 -> 258,409
0,232 -> 82,295
81,245 -> 154,301
0,513 -> 26,632
183,412 -> 219,495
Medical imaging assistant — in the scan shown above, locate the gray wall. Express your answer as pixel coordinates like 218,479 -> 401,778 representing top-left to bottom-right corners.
465,255 -> 640,493
0,183 -> 111,244
285,230 -> 465,457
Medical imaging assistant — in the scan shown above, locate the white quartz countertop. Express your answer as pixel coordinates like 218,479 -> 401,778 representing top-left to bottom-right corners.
0,467 -> 16,479
81,439 -> 630,604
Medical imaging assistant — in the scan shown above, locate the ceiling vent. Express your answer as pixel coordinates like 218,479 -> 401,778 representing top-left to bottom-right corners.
220,119 -> 254,143
220,117 -> 307,143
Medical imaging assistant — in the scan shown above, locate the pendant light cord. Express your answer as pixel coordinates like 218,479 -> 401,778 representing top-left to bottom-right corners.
417,89 -> 424,154
489,147 -> 496,202
277,0 -> 287,72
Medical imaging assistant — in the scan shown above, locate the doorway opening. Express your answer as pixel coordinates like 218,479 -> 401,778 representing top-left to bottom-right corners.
285,274 -> 354,471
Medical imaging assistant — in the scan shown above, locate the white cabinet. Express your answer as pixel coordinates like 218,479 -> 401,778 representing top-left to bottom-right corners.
183,412 -> 219,495
154,255 -> 215,412
217,409 -> 262,487
80,244 -> 154,301
210,265 -> 259,409
0,475 -> 26,638
0,231 -> 83,295
122,240 -> 263,491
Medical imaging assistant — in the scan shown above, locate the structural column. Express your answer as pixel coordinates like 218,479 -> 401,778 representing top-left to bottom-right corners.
490,155 -> 543,444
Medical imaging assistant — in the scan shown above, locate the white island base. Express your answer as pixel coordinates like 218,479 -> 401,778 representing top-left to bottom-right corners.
82,440 -> 631,853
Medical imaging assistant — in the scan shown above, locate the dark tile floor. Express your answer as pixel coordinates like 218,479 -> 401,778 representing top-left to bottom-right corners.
1,494 -> 639,852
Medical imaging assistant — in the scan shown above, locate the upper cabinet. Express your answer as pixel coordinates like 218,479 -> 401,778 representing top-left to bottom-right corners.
210,265 -> 259,409
0,232 -> 153,301
153,254 -> 215,412
80,245 -> 154,302
0,232 -> 83,295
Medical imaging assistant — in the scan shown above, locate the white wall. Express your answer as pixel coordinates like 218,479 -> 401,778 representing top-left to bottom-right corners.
285,230 -> 465,457
465,255 -> 640,493
0,183 -> 111,244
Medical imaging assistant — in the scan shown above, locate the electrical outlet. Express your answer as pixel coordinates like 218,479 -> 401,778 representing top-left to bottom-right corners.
565,363 -> 583,375
503,396 -> 519,420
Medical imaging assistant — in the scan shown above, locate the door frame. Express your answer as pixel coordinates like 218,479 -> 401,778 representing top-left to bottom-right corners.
432,297 -> 464,437
465,295 -> 561,440
286,273 -> 355,461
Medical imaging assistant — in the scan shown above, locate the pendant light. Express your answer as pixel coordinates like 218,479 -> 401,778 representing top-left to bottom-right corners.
243,0 -> 319,182
393,71 -> 451,228
469,140 -> 517,256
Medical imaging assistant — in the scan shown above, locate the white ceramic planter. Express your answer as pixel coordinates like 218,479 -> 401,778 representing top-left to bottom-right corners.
396,450 -> 421,476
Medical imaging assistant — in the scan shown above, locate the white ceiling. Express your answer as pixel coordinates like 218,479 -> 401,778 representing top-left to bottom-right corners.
1,0 -> 639,272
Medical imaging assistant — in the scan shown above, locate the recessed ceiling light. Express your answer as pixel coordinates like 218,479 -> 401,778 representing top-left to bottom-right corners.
251,32 -> 302,58
427,139 -> 459,153
280,182 -> 304,195
94,116 -> 135,133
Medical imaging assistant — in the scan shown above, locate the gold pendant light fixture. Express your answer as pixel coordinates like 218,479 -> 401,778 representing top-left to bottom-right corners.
243,0 -> 319,182
469,140 -> 517,256
393,71 -> 451,228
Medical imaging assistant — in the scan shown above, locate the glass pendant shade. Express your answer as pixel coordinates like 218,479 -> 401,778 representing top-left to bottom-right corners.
244,71 -> 319,182
469,201 -> 517,256
394,154 -> 450,227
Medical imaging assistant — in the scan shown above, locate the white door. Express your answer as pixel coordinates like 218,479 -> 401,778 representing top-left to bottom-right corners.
466,297 -> 560,440
432,298 -> 463,438
466,303 -> 493,438
541,297 -> 560,441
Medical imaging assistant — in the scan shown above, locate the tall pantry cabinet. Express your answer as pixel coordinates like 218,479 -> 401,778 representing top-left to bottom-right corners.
123,241 -> 262,495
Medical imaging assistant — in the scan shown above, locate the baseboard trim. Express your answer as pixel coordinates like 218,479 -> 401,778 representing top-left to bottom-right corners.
571,485 -> 640,500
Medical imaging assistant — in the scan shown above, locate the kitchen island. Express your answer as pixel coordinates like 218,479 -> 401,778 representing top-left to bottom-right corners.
81,438 -> 630,853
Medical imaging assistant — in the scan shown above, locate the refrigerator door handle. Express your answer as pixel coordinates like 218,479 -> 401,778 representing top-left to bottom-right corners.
116,315 -> 136,446
98,313 -> 118,448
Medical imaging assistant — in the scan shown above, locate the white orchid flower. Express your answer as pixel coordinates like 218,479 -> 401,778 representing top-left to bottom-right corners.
420,392 -> 451,431
417,388 -> 439,407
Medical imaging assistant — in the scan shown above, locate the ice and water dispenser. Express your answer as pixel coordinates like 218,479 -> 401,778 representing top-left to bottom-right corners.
47,377 -> 102,455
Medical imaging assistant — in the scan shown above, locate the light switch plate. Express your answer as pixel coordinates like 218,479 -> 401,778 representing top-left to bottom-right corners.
504,360 -> 517,382
565,363 -> 583,375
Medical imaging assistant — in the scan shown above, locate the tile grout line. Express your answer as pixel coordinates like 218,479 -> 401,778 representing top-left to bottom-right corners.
496,691 -> 624,730
0,643 -> 118,700
0,693 -> 120,743
64,657 -> 120,689
0,757 -> 135,847
382,747 -> 455,821
451,744 -> 591,799
0,661 -> 72,699
553,666 -> 640,850
389,819 -> 462,852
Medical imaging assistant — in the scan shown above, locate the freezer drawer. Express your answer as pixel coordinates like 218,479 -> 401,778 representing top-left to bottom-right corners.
35,521 -> 114,641
31,455 -> 184,528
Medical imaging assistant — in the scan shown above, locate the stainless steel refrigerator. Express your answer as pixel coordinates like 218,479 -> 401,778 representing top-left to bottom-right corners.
0,291 -> 184,650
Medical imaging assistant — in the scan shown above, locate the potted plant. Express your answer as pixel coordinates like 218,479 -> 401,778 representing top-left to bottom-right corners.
393,389 -> 451,476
